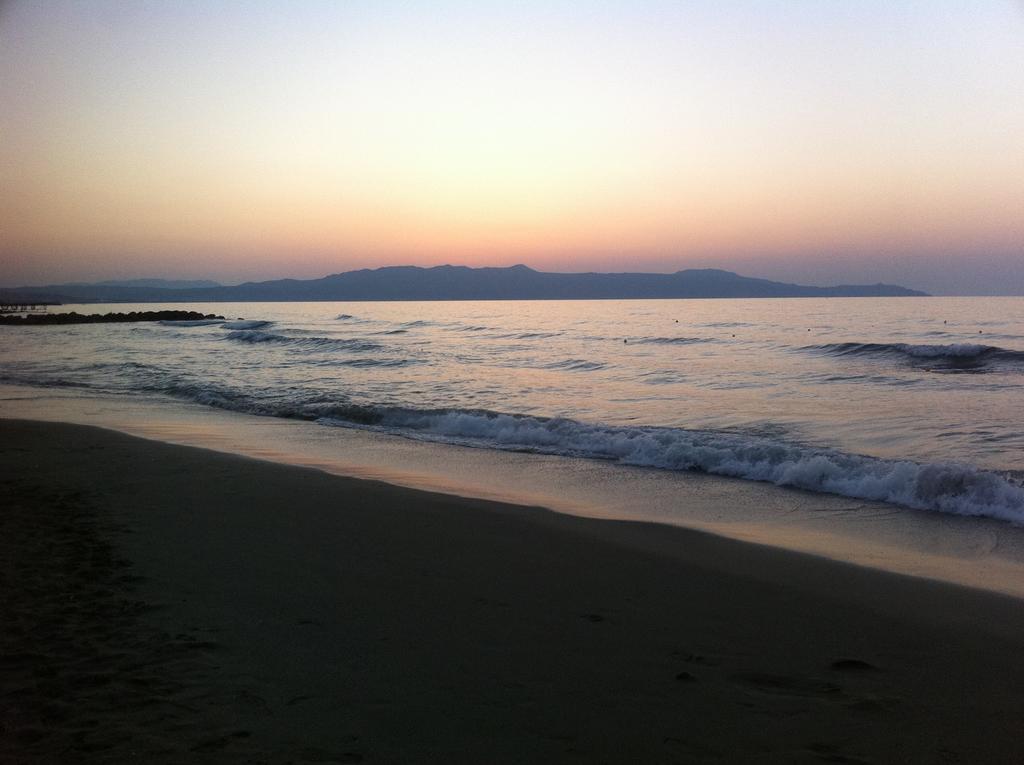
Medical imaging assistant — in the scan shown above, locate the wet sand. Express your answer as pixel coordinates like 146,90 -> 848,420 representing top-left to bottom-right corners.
3,418 -> 1024,763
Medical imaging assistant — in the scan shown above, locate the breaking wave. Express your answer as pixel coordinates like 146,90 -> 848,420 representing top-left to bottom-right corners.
94,367 -> 1024,526
7,358 -> 1023,524
311,407 -> 1024,524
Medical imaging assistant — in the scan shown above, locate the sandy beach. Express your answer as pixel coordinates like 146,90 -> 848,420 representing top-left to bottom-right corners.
3,418 -> 1024,764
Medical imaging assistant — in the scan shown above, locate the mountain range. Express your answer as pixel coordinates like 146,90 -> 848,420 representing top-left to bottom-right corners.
1,265 -> 928,303
90,278 -> 222,290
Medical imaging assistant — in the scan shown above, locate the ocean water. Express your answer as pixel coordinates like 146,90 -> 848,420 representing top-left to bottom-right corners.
2,297 -> 1023,527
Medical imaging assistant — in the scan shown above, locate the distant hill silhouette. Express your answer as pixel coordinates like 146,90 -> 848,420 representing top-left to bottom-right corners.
3,265 -> 928,303
92,278 -> 222,289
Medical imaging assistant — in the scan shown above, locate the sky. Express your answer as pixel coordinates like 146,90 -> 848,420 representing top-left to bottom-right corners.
1,1 -> 1023,295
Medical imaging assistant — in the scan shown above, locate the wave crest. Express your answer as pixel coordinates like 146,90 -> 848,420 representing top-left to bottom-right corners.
807,341 -> 1024,370
221,319 -> 272,330
315,407 -> 1024,524
159,319 -> 224,327
631,336 -> 715,345
17,359 -> 1018,525
224,330 -> 384,352
542,358 -> 608,371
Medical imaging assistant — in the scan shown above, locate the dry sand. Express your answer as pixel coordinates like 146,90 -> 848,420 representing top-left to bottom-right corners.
2,418 -> 1024,764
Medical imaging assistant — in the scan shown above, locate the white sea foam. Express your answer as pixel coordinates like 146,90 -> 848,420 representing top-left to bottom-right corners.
7,299 -> 1024,529
318,408 -> 1024,524
14,356 -> 1019,527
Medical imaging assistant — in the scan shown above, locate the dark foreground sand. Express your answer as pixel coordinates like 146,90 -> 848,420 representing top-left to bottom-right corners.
3,419 -> 1024,764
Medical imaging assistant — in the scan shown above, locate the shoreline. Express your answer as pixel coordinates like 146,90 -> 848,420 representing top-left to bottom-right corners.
3,418 -> 1024,762
5,386 -> 1024,599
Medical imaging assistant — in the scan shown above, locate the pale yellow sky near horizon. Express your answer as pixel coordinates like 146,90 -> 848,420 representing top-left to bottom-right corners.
2,1 -> 1023,293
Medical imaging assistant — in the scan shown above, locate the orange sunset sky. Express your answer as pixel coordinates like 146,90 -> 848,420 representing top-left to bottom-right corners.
1,1 -> 1023,294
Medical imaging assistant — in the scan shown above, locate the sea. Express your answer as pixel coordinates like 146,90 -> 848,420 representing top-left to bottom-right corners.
3,297 -> 1024,593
